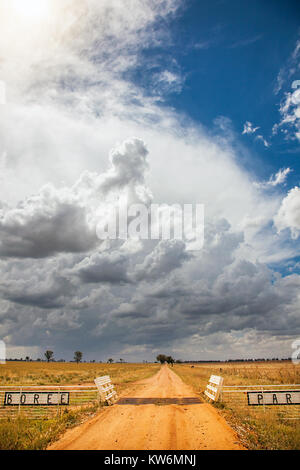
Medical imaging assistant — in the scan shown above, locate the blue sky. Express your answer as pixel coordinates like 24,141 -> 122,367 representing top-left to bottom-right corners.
133,0 -> 300,183
0,0 -> 299,361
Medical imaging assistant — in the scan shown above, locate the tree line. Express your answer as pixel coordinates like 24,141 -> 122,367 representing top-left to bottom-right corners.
6,351 -> 293,363
156,354 -> 176,366
44,350 -> 83,363
43,352 -> 125,363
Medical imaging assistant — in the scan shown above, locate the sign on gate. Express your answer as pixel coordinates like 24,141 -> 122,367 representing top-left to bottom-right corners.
247,390 -> 300,406
4,391 -> 70,406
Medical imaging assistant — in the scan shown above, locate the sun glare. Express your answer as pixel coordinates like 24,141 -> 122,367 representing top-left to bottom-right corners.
12,0 -> 50,21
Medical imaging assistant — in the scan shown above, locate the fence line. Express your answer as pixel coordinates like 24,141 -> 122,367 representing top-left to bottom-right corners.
219,383 -> 300,420
222,383 -> 300,389
0,385 -> 99,419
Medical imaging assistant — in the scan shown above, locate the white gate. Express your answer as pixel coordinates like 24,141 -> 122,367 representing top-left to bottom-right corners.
221,383 -> 300,420
0,385 -> 99,419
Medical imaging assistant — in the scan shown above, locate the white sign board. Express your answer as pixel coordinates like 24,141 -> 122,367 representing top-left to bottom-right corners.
4,391 -> 70,406
247,390 -> 300,406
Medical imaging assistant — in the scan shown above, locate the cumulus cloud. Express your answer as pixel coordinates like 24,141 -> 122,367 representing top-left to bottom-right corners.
0,137 -> 150,258
0,1 -> 299,361
0,186 -> 98,258
274,186 -> 300,239
1,274 -> 74,310
73,251 -> 131,284
101,138 -> 150,199
0,132 -> 298,360
135,239 -> 190,281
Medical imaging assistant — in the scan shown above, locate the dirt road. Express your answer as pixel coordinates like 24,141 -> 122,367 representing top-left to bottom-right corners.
49,366 -> 244,450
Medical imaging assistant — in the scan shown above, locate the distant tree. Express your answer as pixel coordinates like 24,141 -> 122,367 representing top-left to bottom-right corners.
156,354 -> 168,364
166,356 -> 175,367
25,356 -> 30,362
107,358 -> 114,364
45,350 -> 54,362
119,358 -> 124,363
74,351 -> 83,363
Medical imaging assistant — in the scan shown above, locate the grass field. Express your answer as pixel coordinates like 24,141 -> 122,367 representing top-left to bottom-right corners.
0,361 -> 299,450
0,362 -> 160,450
173,361 -> 300,450
0,361 -> 160,388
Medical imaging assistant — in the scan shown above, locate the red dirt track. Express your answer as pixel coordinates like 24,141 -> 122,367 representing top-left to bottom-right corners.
48,366 -> 245,450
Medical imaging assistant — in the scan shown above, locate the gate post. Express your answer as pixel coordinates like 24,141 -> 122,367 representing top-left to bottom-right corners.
18,386 -> 22,416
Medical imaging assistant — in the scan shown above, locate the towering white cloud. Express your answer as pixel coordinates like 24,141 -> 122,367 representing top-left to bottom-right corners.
0,0 -> 299,361
274,186 -> 300,239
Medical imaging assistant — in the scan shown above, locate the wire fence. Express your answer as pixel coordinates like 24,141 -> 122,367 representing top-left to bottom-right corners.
220,383 -> 300,420
0,385 -> 99,419
1,381 -> 299,421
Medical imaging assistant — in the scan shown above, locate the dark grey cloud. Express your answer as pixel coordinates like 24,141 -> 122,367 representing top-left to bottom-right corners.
1,1 -> 299,362
0,196 -> 98,258
0,137 -> 299,361
0,274 -> 74,309
73,251 -> 131,284
134,239 -> 191,281
1,212 -> 300,361
0,138 -> 150,259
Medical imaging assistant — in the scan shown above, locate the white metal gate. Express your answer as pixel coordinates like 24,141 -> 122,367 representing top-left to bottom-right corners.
221,383 -> 300,420
0,385 -> 99,419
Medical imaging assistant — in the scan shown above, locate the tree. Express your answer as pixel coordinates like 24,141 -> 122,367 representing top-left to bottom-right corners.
45,350 -> 54,362
166,356 -> 175,367
74,351 -> 83,363
156,354 -> 167,364
107,358 -> 114,363
119,358 -> 124,363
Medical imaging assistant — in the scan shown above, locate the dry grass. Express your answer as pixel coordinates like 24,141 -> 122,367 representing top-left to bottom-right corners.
0,361 -> 159,391
173,361 -> 300,450
174,361 -> 300,389
0,404 -> 100,450
1,361 -> 299,450
0,361 -> 160,450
